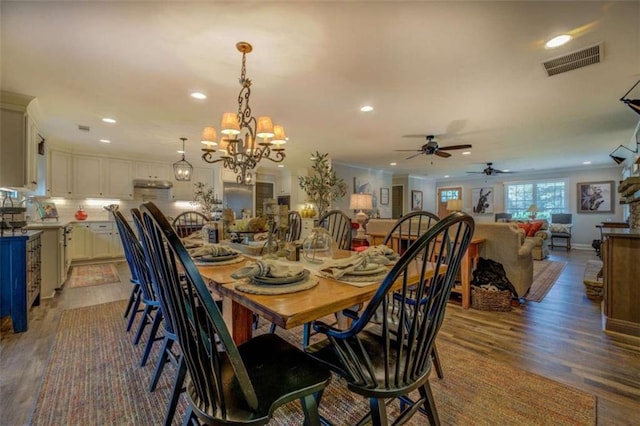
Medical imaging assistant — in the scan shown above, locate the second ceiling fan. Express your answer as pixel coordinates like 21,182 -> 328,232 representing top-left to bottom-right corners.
395,135 -> 472,160
467,162 -> 514,176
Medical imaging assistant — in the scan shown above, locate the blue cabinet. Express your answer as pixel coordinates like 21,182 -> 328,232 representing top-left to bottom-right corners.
0,231 -> 42,332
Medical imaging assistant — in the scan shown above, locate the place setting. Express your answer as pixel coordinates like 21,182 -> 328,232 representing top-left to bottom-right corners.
230,259 -> 318,295
187,243 -> 244,266
318,244 -> 399,287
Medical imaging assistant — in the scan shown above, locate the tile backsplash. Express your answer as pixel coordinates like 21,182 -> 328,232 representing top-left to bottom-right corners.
25,197 -> 201,223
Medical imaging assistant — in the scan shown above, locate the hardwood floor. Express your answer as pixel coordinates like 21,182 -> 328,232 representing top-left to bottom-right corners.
1,251 -> 639,425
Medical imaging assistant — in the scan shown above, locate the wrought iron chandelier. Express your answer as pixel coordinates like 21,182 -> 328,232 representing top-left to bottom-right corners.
201,42 -> 287,185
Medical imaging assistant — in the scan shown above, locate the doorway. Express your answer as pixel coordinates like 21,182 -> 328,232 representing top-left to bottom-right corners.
437,187 -> 461,218
392,185 -> 403,218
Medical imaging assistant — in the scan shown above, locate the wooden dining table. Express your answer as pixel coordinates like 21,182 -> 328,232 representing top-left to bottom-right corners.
198,255 -> 444,345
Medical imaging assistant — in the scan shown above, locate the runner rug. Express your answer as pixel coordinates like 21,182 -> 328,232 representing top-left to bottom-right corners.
30,300 -> 595,425
66,263 -> 120,288
526,260 -> 567,302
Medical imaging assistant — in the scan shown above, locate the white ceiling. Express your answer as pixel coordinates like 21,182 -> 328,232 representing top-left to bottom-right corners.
2,1 -> 639,182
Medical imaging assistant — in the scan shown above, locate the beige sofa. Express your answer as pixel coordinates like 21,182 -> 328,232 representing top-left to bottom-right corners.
473,222 -> 536,298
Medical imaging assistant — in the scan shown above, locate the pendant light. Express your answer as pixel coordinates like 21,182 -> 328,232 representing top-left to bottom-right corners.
173,137 -> 193,181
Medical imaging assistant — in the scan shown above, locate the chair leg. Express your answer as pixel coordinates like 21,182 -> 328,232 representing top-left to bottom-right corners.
164,356 -> 187,426
269,323 -> 277,334
302,322 -> 311,348
123,283 -> 140,319
133,304 -> 153,345
181,405 -> 194,426
431,344 -> 444,379
419,382 -> 441,426
150,335 -> 173,392
141,310 -> 163,367
369,398 -> 389,426
300,393 -> 321,426
126,291 -> 143,332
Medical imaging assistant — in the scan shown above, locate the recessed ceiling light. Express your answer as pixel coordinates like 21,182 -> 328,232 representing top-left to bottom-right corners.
462,151 -> 471,155
277,164 -> 284,168
390,162 -> 397,166
503,169 -> 510,172
99,139 -> 111,143
191,92 -> 207,100
102,117 -> 116,124
177,150 -> 185,154
545,34 -> 571,49
444,175 -> 450,178
360,105 -> 374,112
583,161 -> 591,165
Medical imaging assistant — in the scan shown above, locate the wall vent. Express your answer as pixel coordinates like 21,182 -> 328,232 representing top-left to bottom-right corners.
78,124 -> 90,132
541,42 -> 603,77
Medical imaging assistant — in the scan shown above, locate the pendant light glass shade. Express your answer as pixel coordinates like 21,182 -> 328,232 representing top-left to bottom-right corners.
173,137 -> 193,181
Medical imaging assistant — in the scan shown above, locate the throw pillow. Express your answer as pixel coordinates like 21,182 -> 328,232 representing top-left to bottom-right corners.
527,220 -> 544,237
517,222 -> 532,236
550,223 -> 571,233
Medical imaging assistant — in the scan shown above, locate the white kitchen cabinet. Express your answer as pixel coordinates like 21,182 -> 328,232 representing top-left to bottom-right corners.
69,222 -> 123,261
276,173 -> 291,195
107,159 -> 134,199
135,161 -> 171,180
49,150 -> 73,197
73,155 -> 106,197
0,92 -> 39,191
69,223 -> 91,260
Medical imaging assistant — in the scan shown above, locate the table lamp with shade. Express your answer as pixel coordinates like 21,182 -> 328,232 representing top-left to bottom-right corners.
527,204 -> 539,220
446,199 -> 463,212
350,193 -> 373,238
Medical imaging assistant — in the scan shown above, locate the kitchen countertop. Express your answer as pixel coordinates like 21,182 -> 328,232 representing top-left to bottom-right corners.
0,229 -> 42,239
24,220 -> 74,229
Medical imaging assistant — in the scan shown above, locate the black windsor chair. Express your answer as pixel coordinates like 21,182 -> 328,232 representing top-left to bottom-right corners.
380,210 -> 445,380
110,209 -> 143,329
317,209 -> 352,251
172,211 -> 210,238
306,212 -> 475,426
112,211 -> 164,367
139,201 -> 332,426
131,208 -> 186,426
285,210 -> 302,242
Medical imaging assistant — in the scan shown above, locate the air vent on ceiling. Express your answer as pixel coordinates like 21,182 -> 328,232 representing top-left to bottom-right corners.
78,124 -> 90,132
541,42 -> 603,77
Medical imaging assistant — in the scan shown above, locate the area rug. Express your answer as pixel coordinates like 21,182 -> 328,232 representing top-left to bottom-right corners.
526,260 -> 567,302
30,300 -> 596,425
66,263 -> 120,288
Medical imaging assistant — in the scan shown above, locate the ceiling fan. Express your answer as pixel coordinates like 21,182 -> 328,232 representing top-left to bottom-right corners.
394,135 -> 472,160
467,162 -> 513,176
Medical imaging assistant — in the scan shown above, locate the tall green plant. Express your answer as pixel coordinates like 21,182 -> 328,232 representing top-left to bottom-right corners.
299,152 -> 347,218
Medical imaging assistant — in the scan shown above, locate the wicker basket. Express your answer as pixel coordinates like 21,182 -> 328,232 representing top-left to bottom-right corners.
583,260 -> 604,301
471,287 -> 512,311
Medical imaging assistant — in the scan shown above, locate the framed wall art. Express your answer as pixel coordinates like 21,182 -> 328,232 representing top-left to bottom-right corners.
411,190 -> 423,211
380,187 -> 389,205
471,187 -> 494,214
577,181 -> 615,213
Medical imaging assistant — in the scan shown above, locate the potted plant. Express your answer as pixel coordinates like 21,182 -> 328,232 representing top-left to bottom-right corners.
299,152 -> 347,218
192,182 -> 220,218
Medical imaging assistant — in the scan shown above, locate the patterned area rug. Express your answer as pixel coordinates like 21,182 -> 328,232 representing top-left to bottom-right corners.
66,263 -> 121,288
30,300 -> 596,425
526,260 -> 567,302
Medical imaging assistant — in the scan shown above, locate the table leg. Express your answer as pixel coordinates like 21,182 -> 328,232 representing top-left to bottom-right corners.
231,300 -> 253,345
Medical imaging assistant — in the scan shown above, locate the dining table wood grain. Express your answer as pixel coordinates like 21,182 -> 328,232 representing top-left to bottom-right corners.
198,256 -> 445,345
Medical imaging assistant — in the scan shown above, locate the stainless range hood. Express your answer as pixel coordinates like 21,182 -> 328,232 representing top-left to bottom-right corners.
133,179 -> 173,189
133,179 -> 173,201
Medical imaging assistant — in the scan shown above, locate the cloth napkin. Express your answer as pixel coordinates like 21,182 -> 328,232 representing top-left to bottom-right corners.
181,230 -> 205,249
231,259 -> 304,279
188,244 -> 237,259
320,245 -> 397,280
